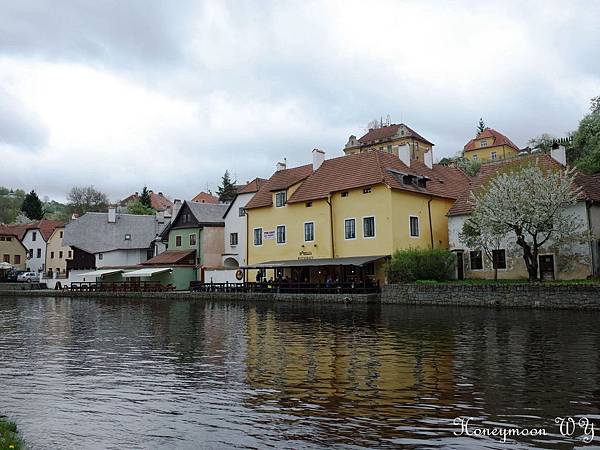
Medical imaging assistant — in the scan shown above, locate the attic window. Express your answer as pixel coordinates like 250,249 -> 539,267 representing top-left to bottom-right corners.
480,139 -> 488,147
402,175 -> 415,185
341,191 -> 349,198
275,191 -> 287,207
306,201 -> 313,207
125,234 -> 131,240
363,187 -> 372,194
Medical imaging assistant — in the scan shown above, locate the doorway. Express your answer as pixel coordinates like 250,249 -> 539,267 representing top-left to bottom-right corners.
539,254 -> 555,280
456,251 -> 464,280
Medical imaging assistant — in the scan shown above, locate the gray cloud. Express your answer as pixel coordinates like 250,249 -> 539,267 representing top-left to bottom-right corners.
0,86 -> 48,148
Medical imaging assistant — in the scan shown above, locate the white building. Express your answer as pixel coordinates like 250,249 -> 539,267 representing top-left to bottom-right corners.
221,178 -> 266,268
448,150 -> 600,280
21,220 -> 64,273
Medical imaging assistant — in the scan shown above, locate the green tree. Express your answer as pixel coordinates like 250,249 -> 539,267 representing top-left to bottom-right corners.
126,199 -> 155,215
217,170 -> 237,203
0,188 -> 26,223
572,96 -> 600,174
456,157 -> 482,176
527,133 -> 555,153
477,117 -> 486,134
67,185 -> 109,216
139,186 -> 152,209
21,190 -> 44,220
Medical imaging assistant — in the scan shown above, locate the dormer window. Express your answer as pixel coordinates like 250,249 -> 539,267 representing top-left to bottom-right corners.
275,191 -> 287,207
306,201 -> 312,207
480,139 -> 488,147
341,192 -> 349,198
363,187 -> 372,194
417,178 -> 427,188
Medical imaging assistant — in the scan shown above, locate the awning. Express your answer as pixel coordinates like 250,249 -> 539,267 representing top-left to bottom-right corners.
80,269 -> 124,277
243,255 -> 388,269
0,262 -> 13,270
123,267 -> 172,278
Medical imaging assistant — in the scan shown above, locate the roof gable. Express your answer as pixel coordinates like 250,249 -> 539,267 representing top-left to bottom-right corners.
245,165 -> 313,209
464,128 -> 519,152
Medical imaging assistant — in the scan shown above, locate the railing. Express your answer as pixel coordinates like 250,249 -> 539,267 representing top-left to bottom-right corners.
189,281 -> 380,294
69,281 -> 176,292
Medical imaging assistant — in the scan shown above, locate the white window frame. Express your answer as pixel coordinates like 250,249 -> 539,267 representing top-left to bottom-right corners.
409,215 -> 420,238
276,224 -> 286,244
472,154 -> 478,160
362,216 -> 376,239
253,227 -> 263,246
491,151 -> 497,160
480,139 -> 488,147
230,233 -> 238,246
175,235 -> 182,247
189,233 -> 197,246
344,218 -> 356,240
304,221 -> 315,242
275,191 -> 287,208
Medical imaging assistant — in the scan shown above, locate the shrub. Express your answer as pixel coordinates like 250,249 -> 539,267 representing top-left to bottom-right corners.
386,248 -> 455,283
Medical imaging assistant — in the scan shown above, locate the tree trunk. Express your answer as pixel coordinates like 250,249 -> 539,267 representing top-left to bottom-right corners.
516,234 -> 539,281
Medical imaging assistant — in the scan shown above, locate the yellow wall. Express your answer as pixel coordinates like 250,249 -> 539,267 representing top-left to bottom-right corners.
0,235 -> 26,270
45,227 -> 72,276
464,144 -> 518,162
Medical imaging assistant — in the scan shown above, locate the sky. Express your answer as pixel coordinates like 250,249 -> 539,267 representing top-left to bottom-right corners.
1,0 -> 599,203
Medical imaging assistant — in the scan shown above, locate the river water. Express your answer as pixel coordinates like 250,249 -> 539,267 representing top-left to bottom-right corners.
0,296 -> 599,449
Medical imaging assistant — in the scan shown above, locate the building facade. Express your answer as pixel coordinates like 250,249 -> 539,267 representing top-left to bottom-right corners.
463,128 -> 519,162
344,123 -> 434,161
20,219 -> 63,273
45,225 -> 73,277
0,232 -> 27,270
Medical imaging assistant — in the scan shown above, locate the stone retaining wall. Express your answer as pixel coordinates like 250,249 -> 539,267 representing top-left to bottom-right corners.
382,283 -> 600,309
0,289 -> 380,304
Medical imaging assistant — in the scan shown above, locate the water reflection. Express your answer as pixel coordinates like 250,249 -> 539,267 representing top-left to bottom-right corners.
0,297 -> 599,449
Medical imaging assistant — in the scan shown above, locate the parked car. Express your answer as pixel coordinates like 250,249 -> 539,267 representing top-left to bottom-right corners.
4,270 -> 25,282
17,271 -> 41,283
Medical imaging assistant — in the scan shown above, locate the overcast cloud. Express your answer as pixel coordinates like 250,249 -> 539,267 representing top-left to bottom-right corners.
1,0 -> 599,202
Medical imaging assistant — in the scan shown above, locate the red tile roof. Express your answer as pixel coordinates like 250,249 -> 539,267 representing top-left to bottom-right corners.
446,154 -> 593,216
37,219 -> 65,241
191,191 -> 219,204
121,192 -> 174,211
358,123 -> 434,146
0,219 -> 62,241
245,164 -> 313,209
142,250 -> 195,266
464,128 -> 519,152
237,177 -> 268,194
0,223 -> 34,240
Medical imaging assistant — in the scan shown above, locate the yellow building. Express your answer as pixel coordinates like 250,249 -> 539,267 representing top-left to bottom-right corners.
45,225 -> 73,277
245,149 -> 469,284
463,128 -> 519,162
0,232 -> 27,270
343,123 -> 434,161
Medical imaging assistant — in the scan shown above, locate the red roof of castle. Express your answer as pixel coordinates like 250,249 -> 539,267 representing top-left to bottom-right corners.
358,123 -> 434,146
191,191 -> 219,204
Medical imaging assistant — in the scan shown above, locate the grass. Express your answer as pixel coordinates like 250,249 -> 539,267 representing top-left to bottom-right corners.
0,418 -> 24,450
413,277 -> 600,286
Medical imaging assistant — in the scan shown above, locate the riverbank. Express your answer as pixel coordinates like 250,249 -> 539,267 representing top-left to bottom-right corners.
2,282 -> 600,309
0,418 -> 23,450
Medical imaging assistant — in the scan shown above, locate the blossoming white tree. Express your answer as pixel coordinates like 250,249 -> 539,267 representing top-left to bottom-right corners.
460,211 -> 507,280
467,163 -> 583,281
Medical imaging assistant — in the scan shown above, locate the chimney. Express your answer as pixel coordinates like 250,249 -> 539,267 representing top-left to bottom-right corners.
424,150 -> 433,169
173,199 -> 182,217
108,207 -> 116,223
398,144 -> 411,167
276,161 -> 286,171
312,148 -> 325,171
551,145 -> 567,166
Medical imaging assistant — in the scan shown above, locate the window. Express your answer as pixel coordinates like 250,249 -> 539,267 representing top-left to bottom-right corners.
14,255 -> 20,265
189,234 -> 197,246
230,233 -> 238,246
470,251 -> 483,270
50,251 -> 55,259
363,216 -> 375,238
341,191 -> 349,198
28,249 -> 33,258
275,191 -> 287,207
344,218 -> 356,239
492,249 -> 507,269
181,213 -> 192,223
254,228 -> 263,246
409,216 -> 420,237
276,225 -> 286,244
3,255 -> 9,263
491,151 -> 497,160
59,251 -> 63,259
6,237 -> 11,241
125,233 -> 131,240
32,231 -> 37,242
60,231 -> 63,238
238,207 -> 245,217
363,187 -> 372,194
98,253 -> 103,261
387,145 -> 392,151
480,139 -> 488,147
36,248 -> 41,258
306,202 -> 312,207
68,250 -> 72,258
304,222 -> 314,242
472,154 -> 478,161
175,235 -> 182,247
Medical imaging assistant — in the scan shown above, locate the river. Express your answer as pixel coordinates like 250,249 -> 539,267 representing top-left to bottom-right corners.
1,296 -> 599,449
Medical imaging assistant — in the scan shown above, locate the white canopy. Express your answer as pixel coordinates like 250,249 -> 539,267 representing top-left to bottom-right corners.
0,261 -> 13,270
122,267 -> 172,278
80,269 -> 124,277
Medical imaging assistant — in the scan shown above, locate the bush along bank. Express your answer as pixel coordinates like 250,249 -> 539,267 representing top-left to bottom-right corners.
0,417 -> 24,450
385,248 -> 455,283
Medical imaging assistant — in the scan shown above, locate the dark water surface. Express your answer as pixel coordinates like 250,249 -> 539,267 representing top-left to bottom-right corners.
1,297 -> 599,449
